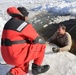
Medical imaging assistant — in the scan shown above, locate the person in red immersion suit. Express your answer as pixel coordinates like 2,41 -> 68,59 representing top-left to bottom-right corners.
1,7 -> 50,75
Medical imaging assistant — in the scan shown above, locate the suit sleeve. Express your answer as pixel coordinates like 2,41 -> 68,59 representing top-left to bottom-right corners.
21,23 -> 39,41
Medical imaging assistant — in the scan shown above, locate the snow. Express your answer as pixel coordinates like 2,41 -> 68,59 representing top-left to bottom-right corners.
30,0 -> 76,15
0,0 -> 76,75
0,18 -> 6,44
0,0 -> 76,20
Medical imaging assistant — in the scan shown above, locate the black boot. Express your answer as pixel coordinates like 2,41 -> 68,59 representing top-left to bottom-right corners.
32,63 -> 50,75
6,72 -> 13,75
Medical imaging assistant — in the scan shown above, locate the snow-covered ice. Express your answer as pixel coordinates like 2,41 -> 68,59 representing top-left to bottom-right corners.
0,18 -> 6,44
0,0 -> 76,20
30,0 -> 76,15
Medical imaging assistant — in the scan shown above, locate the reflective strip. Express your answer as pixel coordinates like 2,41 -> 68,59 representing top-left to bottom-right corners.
17,22 -> 27,31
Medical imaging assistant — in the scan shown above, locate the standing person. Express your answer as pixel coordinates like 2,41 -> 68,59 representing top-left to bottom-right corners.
47,24 -> 72,52
1,7 -> 49,75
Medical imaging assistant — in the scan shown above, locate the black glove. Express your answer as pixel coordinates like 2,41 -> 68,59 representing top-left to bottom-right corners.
52,47 -> 60,53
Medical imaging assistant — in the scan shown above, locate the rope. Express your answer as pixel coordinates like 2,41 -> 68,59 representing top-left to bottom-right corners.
68,24 -> 76,32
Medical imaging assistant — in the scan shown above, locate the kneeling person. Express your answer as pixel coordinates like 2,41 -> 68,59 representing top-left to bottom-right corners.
1,7 -> 50,75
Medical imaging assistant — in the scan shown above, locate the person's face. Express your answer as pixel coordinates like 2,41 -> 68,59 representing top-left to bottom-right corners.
57,27 -> 65,35
25,16 -> 28,21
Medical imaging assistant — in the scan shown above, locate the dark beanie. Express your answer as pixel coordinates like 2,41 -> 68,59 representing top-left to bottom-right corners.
17,7 -> 29,16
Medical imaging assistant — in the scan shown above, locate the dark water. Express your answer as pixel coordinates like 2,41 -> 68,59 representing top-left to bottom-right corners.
31,12 -> 76,55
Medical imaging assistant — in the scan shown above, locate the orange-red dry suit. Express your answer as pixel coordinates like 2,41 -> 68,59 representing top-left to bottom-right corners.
1,7 -> 46,75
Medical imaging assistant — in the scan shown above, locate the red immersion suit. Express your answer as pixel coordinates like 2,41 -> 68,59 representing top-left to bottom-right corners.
1,7 -> 46,75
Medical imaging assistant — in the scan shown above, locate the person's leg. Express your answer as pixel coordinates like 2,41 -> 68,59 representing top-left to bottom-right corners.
32,44 -> 50,75
6,62 -> 29,75
24,62 -> 29,73
34,46 -> 45,66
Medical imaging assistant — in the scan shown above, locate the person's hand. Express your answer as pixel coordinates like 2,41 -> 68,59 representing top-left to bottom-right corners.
52,47 -> 60,53
45,42 -> 49,45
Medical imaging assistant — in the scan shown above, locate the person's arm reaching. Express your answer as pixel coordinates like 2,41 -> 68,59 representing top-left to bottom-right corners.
46,32 -> 58,44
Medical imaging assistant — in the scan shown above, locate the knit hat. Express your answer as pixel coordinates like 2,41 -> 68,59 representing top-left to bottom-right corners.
17,7 -> 29,16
